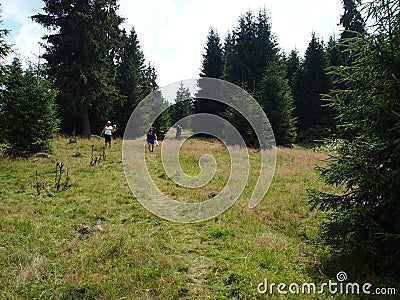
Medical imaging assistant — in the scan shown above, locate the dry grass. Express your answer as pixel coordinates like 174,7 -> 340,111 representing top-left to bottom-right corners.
0,137 -> 372,299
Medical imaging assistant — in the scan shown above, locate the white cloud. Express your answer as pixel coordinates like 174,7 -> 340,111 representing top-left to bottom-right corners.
119,0 -> 343,87
1,0 -> 344,86
1,0 -> 45,65
14,21 -> 46,64
1,0 -> 43,24
1,0 -> 26,23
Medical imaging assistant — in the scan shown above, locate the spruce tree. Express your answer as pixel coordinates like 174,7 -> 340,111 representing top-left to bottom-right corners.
32,0 -> 123,137
0,5 -> 11,75
141,64 -> 158,97
0,7 -> 12,144
169,82 -> 193,129
200,28 -> 223,79
309,0 -> 400,276
114,27 -> 146,134
222,32 -> 235,82
143,65 -> 170,140
223,10 -> 277,95
259,59 -> 296,146
0,58 -> 58,157
293,33 -> 332,142
285,49 -> 301,91
339,0 -> 365,65
148,89 -> 170,141
222,9 -> 279,148
194,28 -> 225,135
340,0 -> 365,39
326,36 -> 344,67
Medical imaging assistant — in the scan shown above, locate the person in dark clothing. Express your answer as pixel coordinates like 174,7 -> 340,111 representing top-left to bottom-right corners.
176,125 -> 182,140
146,127 -> 157,152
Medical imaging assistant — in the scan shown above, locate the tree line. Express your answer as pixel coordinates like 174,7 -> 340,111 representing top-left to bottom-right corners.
171,1 -> 364,148
1,0 -> 363,149
192,1 -> 365,147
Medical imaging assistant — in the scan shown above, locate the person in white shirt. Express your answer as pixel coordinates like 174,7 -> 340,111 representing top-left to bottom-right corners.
101,121 -> 114,148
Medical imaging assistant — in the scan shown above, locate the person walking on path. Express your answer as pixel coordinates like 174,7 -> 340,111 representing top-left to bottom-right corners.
176,125 -> 182,140
146,127 -> 157,152
101,121 -> 114,148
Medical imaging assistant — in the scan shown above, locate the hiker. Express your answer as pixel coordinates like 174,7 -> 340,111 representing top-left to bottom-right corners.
146,127 -> 157,152
101,121 -> 114,148
176,125 -> 182,140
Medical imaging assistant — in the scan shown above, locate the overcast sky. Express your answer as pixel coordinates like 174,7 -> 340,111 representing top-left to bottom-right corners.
1,0 -> 344,87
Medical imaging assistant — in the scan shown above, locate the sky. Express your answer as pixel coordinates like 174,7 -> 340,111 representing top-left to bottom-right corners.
1,0 -> 344,87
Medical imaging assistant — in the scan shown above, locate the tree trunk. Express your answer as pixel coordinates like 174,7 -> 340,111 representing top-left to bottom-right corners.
80,102 -> 92,138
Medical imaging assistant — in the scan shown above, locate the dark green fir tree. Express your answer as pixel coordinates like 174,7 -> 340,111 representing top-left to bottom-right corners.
113,27 -> 146,134
32,0 -> 124,137
0,58 -> 59,157
285,49 -> 301,91
170,82 -> 193,129
194,28 -> 225,135
293,33 -> 332,142
310,0 -> 400,277
259,59 -> 296,146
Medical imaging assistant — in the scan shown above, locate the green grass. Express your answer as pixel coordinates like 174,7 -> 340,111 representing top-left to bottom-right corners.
0,137 -> 393,299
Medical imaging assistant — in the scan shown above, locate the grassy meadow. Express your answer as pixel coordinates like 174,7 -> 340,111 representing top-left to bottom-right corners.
0,136 -> 390,299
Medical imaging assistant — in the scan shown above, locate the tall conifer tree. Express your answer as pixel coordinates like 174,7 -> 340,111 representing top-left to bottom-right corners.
222,9 -> 282,148
339,0 -> 365,65
223,10 -> 277,95
194,28 -> 225,135
114,27 -> 146,134
170,82 -> 193,129
285,49 -> 301,91
33,0 -> 123,137
0,5 -> 11,82
259,59 -> 296,146
310,0 -> 400,276
200,28 -> 223,79
293,33 -> 331,142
